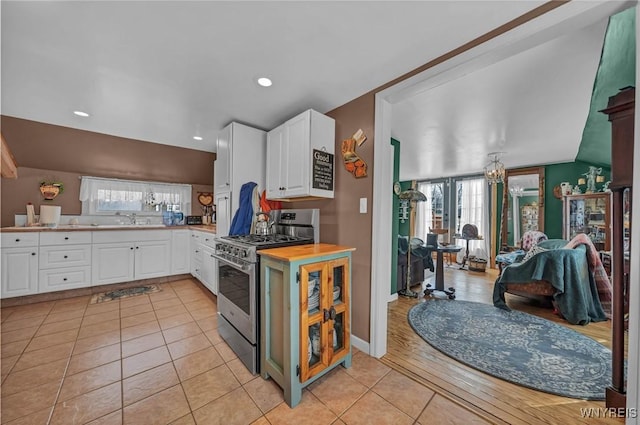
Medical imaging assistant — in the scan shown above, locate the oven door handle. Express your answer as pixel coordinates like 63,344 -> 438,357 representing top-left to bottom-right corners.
211,254 -> 251,271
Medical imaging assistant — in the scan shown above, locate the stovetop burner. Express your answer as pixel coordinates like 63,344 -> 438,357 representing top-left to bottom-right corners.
223,234 -> 313,246
216,233 -> 314,266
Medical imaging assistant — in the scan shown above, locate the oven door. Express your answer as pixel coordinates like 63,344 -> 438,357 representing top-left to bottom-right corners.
216,258 -> 257,344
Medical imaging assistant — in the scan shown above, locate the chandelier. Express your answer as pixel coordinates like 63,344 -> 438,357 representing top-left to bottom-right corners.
484,152 -> 505,185
509,185 -> 524,197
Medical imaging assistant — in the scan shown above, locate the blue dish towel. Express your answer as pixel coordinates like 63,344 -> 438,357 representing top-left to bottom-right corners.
229,182 -> 257,235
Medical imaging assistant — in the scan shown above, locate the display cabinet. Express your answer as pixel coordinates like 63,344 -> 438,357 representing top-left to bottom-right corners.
563,192 -> 611,251
260,243 -> 354,407
521,204 -> 539,234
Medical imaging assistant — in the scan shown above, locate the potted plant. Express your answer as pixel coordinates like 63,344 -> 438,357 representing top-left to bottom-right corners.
40,180 -> 64,200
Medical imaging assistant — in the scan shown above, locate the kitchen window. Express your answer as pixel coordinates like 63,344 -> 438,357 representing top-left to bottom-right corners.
79,176 -> 191,215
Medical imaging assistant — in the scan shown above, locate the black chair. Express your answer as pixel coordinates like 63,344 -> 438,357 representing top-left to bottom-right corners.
397,236 -> 434,294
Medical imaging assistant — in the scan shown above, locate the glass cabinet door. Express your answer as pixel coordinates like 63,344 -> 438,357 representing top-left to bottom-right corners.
299,262 -> 328,381
564,193 -> 611,251
329,258 -> 349,357
299,257 -> 350,382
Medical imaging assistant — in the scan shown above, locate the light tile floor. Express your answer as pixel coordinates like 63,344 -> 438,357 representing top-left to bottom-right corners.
0,279 -> 490,425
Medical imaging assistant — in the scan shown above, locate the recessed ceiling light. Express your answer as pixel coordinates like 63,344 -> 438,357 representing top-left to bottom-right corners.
193,136 -> 203,141
73,110 -> 90,117
257,77 -> 272,87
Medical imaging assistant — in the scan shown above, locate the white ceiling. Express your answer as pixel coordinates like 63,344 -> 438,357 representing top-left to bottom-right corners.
2,1 -> 547,154
392,17 -> 609,181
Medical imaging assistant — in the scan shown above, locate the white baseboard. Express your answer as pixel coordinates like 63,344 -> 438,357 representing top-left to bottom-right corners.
388,293 -> 398,303
351,334 -> 370,355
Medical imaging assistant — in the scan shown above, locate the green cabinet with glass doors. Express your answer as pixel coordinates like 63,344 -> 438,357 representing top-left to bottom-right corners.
260,243 -> 354,407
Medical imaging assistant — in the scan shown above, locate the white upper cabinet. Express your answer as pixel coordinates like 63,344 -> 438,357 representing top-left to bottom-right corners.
214,124 -> 232,194
214,122 -> 266,212
266,109 -> 335,200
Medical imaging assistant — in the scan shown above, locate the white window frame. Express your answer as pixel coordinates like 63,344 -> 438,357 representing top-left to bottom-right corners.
79,176 -> 192,216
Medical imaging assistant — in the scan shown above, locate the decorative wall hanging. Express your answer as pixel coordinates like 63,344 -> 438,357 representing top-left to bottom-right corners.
341,129 -> 368,178
40,180 -> 64,200
197,192 -> 214,206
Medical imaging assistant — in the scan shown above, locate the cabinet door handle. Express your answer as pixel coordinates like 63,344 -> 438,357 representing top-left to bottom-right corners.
15,238 -> 20,242
329,306 -> 337,321
136,246 -> 139,249
64,237 -> 69,240
64,255 -> 68,259
323,306 -> 337,322
130,247 -> 134,250
31,252 -> 36,256
63,278 -> 67,281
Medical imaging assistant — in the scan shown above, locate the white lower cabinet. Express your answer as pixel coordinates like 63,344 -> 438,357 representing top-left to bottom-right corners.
200,245 -> 217,294
92,230 -> 171,286
189,230 -> 218,295
39,266 -> 92,293
1,247 -> 39,297
38,244 -> 92,293
171,229 -> 190,275
92,243 -> 135,285
0,228 -> 213,298
134,240 -> 171,280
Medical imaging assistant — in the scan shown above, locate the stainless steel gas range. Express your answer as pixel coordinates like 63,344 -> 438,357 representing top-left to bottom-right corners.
213,209 -> 319,374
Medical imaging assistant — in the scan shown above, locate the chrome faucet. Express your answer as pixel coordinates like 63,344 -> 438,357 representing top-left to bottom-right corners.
115,212 -> 137,224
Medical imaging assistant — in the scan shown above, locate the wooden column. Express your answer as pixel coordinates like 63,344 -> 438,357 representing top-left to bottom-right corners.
600,86 -> 635,409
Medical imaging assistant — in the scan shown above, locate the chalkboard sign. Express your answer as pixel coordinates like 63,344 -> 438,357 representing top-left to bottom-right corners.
312,149 -> 334,191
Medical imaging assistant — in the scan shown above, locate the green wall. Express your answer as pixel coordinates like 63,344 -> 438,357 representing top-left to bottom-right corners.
577,7 -> 636,166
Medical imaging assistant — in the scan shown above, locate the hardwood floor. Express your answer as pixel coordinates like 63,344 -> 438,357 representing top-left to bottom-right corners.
383,266 -> 627,424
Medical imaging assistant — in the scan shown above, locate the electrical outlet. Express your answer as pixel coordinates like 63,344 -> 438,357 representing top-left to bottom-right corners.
359,198 -> 367,214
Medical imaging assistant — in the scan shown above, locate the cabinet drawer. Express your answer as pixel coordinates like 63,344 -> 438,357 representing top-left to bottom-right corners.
1,232 -> 39,248
39,266 -> 91,293
40,245 -> 91,269
93,230 -> 169,244
201,233 -> 217,249
40,231 -> 92,246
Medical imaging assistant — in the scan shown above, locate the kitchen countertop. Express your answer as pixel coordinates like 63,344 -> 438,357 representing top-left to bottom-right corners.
0,224 -> 217,234
258,243 -> 355,262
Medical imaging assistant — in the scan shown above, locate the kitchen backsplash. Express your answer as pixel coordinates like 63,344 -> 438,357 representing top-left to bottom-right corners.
14,214 -> 165,227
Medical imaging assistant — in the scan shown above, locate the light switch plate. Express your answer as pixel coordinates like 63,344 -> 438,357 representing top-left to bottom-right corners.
359,198 -> 367,213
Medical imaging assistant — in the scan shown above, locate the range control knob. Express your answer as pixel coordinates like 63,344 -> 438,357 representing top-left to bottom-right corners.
240,250 -> 247,258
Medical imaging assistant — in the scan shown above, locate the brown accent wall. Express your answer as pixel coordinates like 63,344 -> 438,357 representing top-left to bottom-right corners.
1,116 -> 215,226
291,93 -> 375,340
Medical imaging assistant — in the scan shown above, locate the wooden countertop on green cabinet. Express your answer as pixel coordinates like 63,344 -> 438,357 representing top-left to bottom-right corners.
258,243 -> 355,262
260,243 -> 354,407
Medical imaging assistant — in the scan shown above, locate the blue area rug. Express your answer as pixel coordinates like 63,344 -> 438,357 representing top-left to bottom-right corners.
408,299 -> 613,400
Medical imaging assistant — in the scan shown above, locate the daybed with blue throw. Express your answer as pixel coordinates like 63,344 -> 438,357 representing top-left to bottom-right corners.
493,234 -> 613,325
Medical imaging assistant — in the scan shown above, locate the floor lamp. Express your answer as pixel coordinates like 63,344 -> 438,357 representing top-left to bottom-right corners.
398,187 -> 427,298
